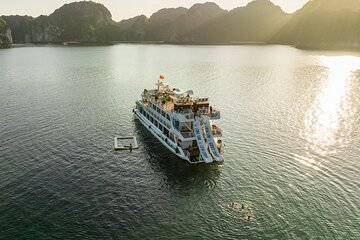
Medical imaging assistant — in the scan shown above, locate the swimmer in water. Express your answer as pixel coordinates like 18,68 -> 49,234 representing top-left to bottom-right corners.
244,214 -> 252,220
229,202 -> 245,210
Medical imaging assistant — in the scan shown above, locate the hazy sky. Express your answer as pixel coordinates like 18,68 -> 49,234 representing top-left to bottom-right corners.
0,0 -> 309,21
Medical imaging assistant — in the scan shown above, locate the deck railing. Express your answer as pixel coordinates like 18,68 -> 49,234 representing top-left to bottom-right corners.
175,109 -> 194,120
147,107 -> 171,129
182,112 -> 194,119
196,109 -> 220,119
180,131 -> 195,139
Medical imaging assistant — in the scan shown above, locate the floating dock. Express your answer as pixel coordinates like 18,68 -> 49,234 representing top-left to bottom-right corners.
114,136 -> 138,150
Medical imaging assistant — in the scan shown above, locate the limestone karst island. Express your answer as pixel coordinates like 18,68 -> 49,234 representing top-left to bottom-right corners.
1,0 -> 360,49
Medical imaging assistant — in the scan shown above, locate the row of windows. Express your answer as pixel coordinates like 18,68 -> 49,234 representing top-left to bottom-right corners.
149,102 -> 171,121
139,107 -> 169,134
139,106 -> 177,144
154,110 -> 171,129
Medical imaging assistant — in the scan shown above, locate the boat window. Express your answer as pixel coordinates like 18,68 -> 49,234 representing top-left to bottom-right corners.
172,119 -> 179,130
166,114 -> 170,121
169,133 -> 175,142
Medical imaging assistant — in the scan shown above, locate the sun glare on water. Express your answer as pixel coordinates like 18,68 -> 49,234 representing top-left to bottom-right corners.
299,56 -> 360,169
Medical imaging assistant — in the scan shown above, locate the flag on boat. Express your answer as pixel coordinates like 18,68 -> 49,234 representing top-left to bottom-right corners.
160,75 -> 165,80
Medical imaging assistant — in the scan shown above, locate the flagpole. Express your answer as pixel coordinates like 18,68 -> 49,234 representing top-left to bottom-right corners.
158,75 -> 164,92
157,77 -> 160,92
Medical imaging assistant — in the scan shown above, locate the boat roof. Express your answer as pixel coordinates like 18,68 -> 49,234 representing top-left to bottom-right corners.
141,80 -> 211,112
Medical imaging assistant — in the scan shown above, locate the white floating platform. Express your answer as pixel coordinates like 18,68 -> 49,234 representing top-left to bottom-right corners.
114,136 -> 139,150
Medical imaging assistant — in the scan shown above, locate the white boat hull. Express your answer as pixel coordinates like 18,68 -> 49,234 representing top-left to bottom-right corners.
134,109 -> 191,162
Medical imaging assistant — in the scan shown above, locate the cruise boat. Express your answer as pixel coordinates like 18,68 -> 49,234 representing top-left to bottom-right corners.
134,76 -> 224,164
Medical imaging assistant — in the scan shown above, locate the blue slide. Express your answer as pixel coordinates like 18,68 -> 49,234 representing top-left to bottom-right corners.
204,118 -> 223,161
194,118 -> 213,163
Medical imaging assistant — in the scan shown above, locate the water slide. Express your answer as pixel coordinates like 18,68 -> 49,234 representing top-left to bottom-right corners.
203,118 -> 223,161
194,118 -> 213,163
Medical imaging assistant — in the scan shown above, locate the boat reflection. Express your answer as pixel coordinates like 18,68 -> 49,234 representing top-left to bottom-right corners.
133,120 -> 221,189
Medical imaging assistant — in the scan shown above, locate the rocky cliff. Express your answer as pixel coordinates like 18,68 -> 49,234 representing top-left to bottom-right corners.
1,16 -> 33,43
0,18 -> 13,47
36,1 -> 116,42
3,1 -> 116,44
271,0 -> 360,49
117,15 -> 148,41
191,0 -> 288,43
117,2 -> 226,42
31,16 -> 62,43
116,0 -> 360,49
116,0 -> 288,44
167,3 -> 227,42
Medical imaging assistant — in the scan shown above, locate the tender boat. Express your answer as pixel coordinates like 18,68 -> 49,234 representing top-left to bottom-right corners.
134,76 -> 224,164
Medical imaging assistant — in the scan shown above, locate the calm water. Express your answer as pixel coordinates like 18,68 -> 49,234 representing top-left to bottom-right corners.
1,44 -> 360,239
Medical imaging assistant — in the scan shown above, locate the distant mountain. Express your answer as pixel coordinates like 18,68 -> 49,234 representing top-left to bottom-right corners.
116,2 -> 226,42
191,0 -> 288,43
3,0 -> 360,50
300,0 -> 360,12
37,1 -> 116,42
3,1 -> 117,43
116,0 -> 360,48
0,17 -> 12,47
116,0 -> 289,44
271,0 -> 360,49
146,7 -> 188,41
168,3 -> 227,42
116,15 -> 148,41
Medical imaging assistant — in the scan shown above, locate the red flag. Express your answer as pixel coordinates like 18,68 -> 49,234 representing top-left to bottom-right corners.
160,75 -> 165,80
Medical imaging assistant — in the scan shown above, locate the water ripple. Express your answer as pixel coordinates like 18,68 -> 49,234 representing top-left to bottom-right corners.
1,45 -> 360,239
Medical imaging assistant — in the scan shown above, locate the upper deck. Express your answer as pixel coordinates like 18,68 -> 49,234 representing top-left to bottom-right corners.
141,81 -> 220,120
